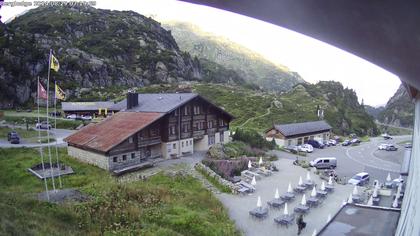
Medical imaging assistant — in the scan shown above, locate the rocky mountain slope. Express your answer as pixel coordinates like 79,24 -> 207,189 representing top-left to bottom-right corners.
364,105 -> 385,120
163,22 -> 305,92
379,84 -> 414,128
0,6 -> 203,107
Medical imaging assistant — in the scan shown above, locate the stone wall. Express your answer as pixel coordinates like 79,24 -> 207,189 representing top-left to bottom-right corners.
67,146 -> 109,170
194,162 -> 237,194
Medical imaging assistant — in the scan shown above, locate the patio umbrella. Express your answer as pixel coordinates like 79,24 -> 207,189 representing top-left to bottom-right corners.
327,214 -> 331,222
386,173 -> 391,182
321,181 -> 326,191
248,160 -> 252,169
328,176 -> 333,185
283,202 -> 289,215
372,186 -> 378,198
275,188 -> 280,199
367,195 -> 373,206
392,195 -> 399,208
287,182 -> 293,193
342,199 -> 347,206
258,157 -> 263,166
251,176 -> 257,186
306,171 -> 311,181
301,194 -> 307,206
257,196 -> 262,208
352,185 -> 359,195
312,229 -> 317,236
348,193 -> 353,203
298,176 -> 303,186
311,186 -> 317,197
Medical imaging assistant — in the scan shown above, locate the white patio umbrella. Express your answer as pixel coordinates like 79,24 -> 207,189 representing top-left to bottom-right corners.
352,185 -> 359,195
386,173 -> 392,182
274,188 -> 280,199
342,199 -> 347,206
311,186 -> 317,197
367,195 -> 373,206
283,202 -> 289,215
328,176 -> 333,185
287,182 -> 293,193
372,186 -> 378,198
301,194 -> 307,206
257,196 -> 262,208
298,176 -> 303,186
258,157 -> 263,166
348,193 -> 353,203
306,171 -> 311,181
251,176 -> 257,186
392,196 -> 399,208
321,181 -> 326,191
248,160 -> 252,169
312,229 -> 317,236
327,214 -> 332,222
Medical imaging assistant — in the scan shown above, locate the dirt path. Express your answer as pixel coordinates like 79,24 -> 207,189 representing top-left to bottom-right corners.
237,99 -> 276,128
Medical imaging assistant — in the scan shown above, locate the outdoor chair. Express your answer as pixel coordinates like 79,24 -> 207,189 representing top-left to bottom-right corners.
294,204 -> 310,214
274,214 -> 295,227
280,192 -> 295,201
267,198 -> 285,208
249,206 -> 269,219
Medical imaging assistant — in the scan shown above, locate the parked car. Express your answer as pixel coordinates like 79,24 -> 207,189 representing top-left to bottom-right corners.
342,140 -> 351,146
378,143 -> 390,150
310,157 -> 337,169
322,140 -> 331,147
328,139 -> 337,146
348,172 -> 370,186
405,142 -> 412,148
66,114 -> 77,119
36,121 -> 52,130
382,133 -> 393,140
49,111 -> 62,117
8,132 -> 20,144
386,145 -> 398,151
286,145 -> 299,154
307,140 -> 324,149
350,138 -> 361,144
349,133 -> 357,139
298,144 -> 313,153
81,115 -> 93,121
7,131 -> 18,141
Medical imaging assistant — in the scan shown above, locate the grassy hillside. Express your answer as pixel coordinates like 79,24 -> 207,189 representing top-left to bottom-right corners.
0,148 -> 239,235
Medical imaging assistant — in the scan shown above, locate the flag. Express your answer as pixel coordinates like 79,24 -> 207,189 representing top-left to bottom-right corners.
55,84 -> 65,100
38,81 -> 48,100
50,54 -> 60,72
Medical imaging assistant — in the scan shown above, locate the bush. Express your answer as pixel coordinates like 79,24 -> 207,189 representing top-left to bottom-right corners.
202,156 -> 252,180
232,128 -> 275,150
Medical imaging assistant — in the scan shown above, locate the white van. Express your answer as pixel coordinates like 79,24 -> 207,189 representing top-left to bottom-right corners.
310,157 -> 337,169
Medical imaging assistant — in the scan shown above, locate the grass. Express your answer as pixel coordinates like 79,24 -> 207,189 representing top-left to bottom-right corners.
0,127 -> 46,139
195,166 -> 232,194
1,115 -> 85,130
0,148 -> 239,235
360,136 -> 370,142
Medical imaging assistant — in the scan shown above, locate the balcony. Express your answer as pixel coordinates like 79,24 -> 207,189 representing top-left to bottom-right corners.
193,114 -> 205,120
138,136 -> 161,147
181,132 -> 192,139
181,116 -> 192,122
219,126 -> 228,132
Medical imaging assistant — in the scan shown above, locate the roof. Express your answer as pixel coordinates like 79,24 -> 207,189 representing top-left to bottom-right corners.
62,101 -> 117,111
272,120 -> 332,137
64,112 -> 163,153
318,204 -> 400,236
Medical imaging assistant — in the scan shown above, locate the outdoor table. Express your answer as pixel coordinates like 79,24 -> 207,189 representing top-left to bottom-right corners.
294,204 -> 310,214
274,214 -> 295,226
249,207 -> 269,218
352,194 -> 362,203
385,182 -> 393,189
307,197 -> 319,207
304,180 -> 315,188
294,185 -> 307,193
317,190 -> 328,198
373,197 -> 380,206
281,192 -> 295,201
237,187 -> 249,195
268,198 -> 285,208
325,185 -> 334,192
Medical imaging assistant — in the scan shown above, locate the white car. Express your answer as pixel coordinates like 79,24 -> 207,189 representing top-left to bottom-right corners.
298,144 -> 313,153
81,115 -> 92,121
328,139 -> 337,146
378,143 -> 389,150
348,172 -> 370,186
66,114 -> 77,119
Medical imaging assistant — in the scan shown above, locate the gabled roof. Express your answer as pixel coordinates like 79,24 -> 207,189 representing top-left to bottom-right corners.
64,112 -> 163,153
62,101 -> 117,111
273,120 -> 332,137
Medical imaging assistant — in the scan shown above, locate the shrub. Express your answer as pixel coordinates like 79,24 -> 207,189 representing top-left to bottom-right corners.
232,128 -> 276,150
202,156 -> 252,180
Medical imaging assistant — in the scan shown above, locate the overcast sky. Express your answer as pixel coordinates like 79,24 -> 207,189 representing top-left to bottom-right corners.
1,0 -> 401,106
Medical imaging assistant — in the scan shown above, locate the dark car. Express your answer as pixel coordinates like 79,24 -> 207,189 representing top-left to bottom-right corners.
342,140 -> 351,146
405,143 -> 412,148
7,131 -> 18,141
307,140 -> 324,149
386,145 -> 398,151
383,135 -> 393,140
8,133 -> 20,144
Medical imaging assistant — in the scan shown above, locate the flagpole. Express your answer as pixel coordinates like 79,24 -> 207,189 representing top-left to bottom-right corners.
37,76 -> 50,201
46,49 -> 56,192
53,80 -> 63,188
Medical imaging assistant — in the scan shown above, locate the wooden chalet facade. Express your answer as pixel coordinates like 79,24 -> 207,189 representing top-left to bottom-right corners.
64,93 -> 233,175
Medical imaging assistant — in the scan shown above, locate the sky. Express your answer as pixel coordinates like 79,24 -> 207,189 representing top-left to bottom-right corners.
1,0 -> 401,106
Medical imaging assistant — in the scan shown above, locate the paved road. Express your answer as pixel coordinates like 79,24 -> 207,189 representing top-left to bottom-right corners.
271,135 -> 411,184
0,128 -> 74,148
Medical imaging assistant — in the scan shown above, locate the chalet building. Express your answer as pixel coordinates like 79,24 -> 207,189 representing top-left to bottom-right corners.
265,120 -> 332,147
64,93 -> 234,174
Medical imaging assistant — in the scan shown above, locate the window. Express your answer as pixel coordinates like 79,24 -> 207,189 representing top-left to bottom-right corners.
193,122 -> 199,131
219,119 -> 225,126
287,140 -> 292,146
169,126 -> 176,135
194,105 -> 200,115
207,120 -> 213,129
113,156 -> 118,162
129,137 -> 133,143
122,155 -> 127,161
131,153 -> 135,159
310,136 -> 314,140
184,106 -> 190,116
185,141 -> 188,146
297,138 -> 303,145
190,140 -> 192,145
208,135 -> 215,145
182,141 -> 184,148
183,123 -> 190,133
173,143 -> 176,149
150,128 -> 159,136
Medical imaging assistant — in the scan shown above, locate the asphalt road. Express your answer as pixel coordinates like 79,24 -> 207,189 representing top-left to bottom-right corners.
271,135 -> 412,185
0,128 -> 74,148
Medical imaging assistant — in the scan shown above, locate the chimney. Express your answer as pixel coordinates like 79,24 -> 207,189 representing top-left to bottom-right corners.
126,92 -> 139,110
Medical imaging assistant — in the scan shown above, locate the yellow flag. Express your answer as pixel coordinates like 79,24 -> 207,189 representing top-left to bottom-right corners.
50,54 -> 60,72
55,84 -> 65,100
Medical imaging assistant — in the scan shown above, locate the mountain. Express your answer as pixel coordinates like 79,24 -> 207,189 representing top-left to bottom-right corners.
0,6 -> 203,107
163,22 -> 305,92
364,105 -> 385,120
379,84 -> 414,128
